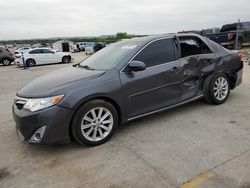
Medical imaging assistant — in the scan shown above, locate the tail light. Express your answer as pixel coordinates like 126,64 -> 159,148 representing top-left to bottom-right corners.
237,52 -> 243,61
228,33 -> 234,40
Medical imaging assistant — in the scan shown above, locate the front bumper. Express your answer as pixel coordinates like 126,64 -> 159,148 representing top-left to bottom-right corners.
12,104 -> 75,144
15,58 -> 23,66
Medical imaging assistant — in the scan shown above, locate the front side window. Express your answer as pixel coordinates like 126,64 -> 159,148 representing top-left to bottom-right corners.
179,37 -> 212,58
133,38 -> 176,67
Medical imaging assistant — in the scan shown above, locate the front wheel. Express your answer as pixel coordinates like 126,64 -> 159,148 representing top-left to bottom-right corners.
71,100 -> 118,146
205,74 -> 230,105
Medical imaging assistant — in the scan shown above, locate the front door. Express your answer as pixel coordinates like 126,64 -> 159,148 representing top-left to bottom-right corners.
119,38 -> 184,119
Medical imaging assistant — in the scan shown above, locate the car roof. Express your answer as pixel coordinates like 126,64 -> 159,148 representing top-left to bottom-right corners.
120,33 -> 205,45
29,48 -> 52,51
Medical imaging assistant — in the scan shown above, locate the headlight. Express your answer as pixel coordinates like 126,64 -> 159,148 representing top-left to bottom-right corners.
23,94 -> 64,112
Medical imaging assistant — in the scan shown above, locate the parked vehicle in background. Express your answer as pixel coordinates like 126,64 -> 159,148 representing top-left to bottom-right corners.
76,42 -> 87,51
201,28 -> 220,36
13,33 -> 243,146
16,48 -> 72,67
73,44 -> 80,53
76,42 -> 95,51
94,43 -> 106,52
204,22 -> 250,49
85,46 -> 94,55
178,30 -> 201,35
0,47 -> 15,66
14,47 -> 32,58
85,43 -> 106,55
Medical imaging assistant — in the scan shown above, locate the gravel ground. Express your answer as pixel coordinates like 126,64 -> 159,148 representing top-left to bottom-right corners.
0,52 -> 249,188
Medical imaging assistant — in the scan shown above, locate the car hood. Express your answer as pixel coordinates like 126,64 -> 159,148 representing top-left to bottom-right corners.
17,66 -> 105,98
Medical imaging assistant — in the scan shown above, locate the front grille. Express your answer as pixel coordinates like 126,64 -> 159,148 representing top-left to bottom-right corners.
14,96 -> 27,110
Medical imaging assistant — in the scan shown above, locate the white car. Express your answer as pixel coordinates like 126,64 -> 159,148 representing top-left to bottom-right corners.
16,48 -> 72,67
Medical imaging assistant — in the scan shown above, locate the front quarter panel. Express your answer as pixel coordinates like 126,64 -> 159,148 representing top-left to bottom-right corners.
58,69 -> 124,117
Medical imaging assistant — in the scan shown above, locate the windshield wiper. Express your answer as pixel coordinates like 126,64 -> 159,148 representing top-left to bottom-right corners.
78,64 -> 95,70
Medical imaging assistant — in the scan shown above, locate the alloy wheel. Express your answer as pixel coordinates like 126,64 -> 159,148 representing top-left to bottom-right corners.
81,107 -> 114,142
3,59 -> 10,66
213,77 -> 229,101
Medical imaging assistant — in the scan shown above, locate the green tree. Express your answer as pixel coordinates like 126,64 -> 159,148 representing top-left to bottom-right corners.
116,32 -> 130,40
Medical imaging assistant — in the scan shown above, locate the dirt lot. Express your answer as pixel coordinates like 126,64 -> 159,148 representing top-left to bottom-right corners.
0,51 -> 250,188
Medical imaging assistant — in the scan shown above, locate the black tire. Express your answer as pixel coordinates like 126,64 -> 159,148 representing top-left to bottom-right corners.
62,56 -> 70,63
26,59 -> 36,67
204,74 -> 230,105
71,100 -> 118,146
2,58 -> 11,66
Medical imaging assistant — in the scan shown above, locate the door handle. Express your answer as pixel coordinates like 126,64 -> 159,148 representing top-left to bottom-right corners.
172,66 -> 182,72
204,59 -> 213,63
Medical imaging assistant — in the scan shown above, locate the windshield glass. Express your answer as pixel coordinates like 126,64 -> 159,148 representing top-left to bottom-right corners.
79,41 -> 138,70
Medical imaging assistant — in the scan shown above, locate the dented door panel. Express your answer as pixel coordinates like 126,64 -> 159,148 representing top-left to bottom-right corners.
180,54 -> 217,100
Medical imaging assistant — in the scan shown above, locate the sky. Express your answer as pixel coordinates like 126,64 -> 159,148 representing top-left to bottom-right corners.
0,0 -> 249,40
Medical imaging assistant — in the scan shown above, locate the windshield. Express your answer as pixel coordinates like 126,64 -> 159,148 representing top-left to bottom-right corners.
79,41 -> 138,70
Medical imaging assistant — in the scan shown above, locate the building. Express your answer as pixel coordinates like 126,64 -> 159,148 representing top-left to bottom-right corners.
52,40 -> 74,52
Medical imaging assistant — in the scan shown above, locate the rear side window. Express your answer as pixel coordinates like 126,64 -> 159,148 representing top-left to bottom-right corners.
0,48 -> 8,53
133,38 -> 176,67
42,49 -> 53,53
29,49 -> 43,54
179,37 -> 212,58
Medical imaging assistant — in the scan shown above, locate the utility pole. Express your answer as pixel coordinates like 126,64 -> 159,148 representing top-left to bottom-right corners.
234,19 -> 240,50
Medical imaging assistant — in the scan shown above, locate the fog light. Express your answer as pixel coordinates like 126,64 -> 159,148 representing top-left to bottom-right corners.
29,126 -> 46,143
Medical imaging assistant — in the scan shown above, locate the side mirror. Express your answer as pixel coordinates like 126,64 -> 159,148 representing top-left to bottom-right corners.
128,61 -> 146,72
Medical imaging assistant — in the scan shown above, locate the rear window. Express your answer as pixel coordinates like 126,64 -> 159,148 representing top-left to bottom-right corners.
207,39 -> 229,53
179,36 -> 212,58
42,49 -> 53,53
0,48 -> 8,53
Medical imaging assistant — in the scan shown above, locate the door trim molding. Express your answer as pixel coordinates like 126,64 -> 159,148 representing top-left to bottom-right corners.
127,94 -> 204,121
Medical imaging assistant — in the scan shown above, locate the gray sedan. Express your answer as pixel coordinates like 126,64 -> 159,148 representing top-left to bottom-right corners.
13,33 -> 243,146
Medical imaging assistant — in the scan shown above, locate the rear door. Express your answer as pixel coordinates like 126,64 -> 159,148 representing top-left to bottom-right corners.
119,38 -> 185,119
28,49 -> 45,64
178,36 -> 216,100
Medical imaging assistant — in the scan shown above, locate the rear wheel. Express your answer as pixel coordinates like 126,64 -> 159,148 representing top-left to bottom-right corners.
26,59 -> 36,67
2,58 -> 11,66
205,74 -> 230,105
62,56 -> 70,63
71,100 -> 118,146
